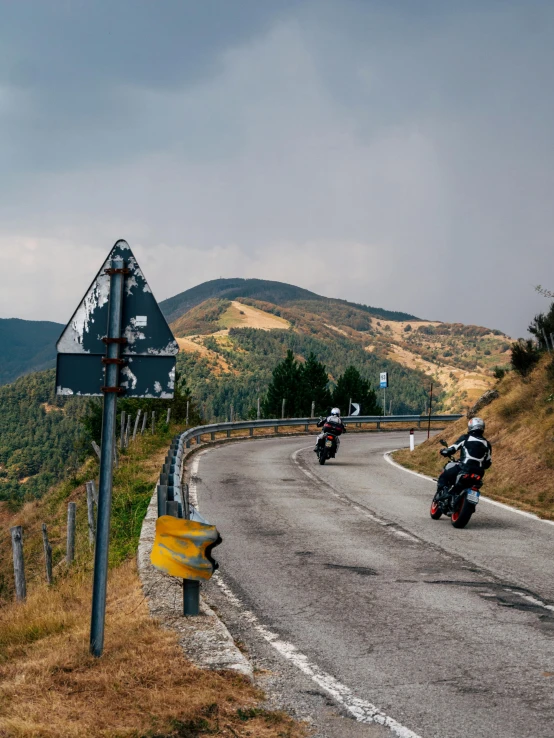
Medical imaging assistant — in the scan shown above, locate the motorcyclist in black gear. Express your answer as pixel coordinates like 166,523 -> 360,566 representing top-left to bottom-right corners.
436,417 -> 492,496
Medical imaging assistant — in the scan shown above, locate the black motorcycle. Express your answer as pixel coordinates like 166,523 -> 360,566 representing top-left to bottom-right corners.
316,432 -> 338,465
430,440 -> 483,529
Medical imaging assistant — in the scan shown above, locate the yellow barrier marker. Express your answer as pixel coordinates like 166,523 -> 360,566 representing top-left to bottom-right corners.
151,515 -> 221,581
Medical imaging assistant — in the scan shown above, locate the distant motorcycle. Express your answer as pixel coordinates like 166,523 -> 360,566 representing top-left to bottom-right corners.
316,432 -> 339,465
430,440 -> 483,528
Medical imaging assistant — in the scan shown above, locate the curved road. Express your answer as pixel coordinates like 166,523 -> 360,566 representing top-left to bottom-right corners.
192,432 -> 554,738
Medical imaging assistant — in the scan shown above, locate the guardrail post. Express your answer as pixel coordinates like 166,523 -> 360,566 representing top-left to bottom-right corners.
377,421 -> 381,430
166,500 -> 179,517
249,427 -> 254,437
274,425 -> 279,434
210,432 -> 215,441
304,424 -> 308,432
182,482 -> 200,616
226,429 -> 230,438
183,580 -> 200,616
10,526 -> 26,601
157,485 -> 168,517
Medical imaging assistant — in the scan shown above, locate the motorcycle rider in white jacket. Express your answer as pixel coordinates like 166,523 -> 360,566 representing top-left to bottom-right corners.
314,408 -> 347,452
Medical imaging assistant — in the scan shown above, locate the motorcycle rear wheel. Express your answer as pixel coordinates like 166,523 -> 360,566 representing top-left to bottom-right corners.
318,451 -> 326,465
451,496 -> 475,528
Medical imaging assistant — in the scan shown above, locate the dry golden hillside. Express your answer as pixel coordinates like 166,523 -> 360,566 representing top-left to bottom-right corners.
171,295 -> 510,412
394,356 -> 554,519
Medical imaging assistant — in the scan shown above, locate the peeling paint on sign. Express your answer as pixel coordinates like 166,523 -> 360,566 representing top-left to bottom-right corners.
56,240 -> 178,397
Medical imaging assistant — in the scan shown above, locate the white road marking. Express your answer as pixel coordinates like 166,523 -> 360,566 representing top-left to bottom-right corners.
214,575 -> 423,738
384,450 -> 554,527
291,448 -> 420,543
193,447 -> 423,738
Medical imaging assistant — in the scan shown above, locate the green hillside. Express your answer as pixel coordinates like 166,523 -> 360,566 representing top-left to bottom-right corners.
160,277 -> 419,324
176,323 -> 430,420
0,318 -> 62,385
0,370 -> 87,503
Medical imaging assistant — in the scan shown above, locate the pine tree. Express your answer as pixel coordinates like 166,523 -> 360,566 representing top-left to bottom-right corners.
332,366 -> 381,416
262,350 -> 302,418
300,352 -> 332,416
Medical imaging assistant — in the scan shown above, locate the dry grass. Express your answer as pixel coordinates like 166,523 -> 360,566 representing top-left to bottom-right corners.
0,427 -> 307,738
393,357 -> 554,519
0,562 -> 304,738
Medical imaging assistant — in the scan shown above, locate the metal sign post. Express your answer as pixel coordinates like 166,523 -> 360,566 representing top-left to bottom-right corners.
55,239 -> 178,658
90,257 -> 125,656
427,383 -> 434,439
379,372 -> 388,416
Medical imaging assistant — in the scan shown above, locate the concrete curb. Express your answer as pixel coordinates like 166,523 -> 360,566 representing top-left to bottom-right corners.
137,488 -> 253,679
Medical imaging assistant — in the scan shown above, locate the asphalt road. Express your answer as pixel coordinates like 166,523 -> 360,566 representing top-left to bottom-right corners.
193,432 -> 554,738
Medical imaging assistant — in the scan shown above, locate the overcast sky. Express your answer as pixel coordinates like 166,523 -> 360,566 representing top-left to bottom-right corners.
1,0 -> 553,337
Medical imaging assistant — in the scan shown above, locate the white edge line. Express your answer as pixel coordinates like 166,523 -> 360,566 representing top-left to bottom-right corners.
194,448 -> 423,738
214,576 -> 422,738
384,450 -> 554,527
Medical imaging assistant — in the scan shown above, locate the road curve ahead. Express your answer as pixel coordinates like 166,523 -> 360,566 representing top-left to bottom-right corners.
193,432 -> 554,738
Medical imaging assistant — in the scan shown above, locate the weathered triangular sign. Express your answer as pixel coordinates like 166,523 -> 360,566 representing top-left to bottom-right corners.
56,240 -> 178,397
350,402 -> 360,416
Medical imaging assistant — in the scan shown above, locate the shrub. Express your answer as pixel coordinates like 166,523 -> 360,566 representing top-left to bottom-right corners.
493,366 -> 506,380
404,324 -> 412,332
511,340 -> 540,376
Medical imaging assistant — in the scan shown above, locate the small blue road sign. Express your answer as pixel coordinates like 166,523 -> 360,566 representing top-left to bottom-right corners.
379,371 -> 388,389
56,240 -> 178,398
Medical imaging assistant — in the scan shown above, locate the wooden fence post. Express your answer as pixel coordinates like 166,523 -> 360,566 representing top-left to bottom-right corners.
10,526 -> 26,601
125,414 -> 132,447
151,411 -> 156,434
66,502 -> 76,565
132,409 -> 142,442
166,408 -> 171,425
141,411 -> 148,435
86,481 -> 96,546
120,410 -> 126,449
42,524 -> 53,585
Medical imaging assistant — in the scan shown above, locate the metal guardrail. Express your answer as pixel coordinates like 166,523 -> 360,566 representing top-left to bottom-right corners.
157,414 -> 462,516
156,413 -> 462,615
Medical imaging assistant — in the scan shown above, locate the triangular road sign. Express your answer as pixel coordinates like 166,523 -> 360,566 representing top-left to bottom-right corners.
349,402 -> 361,416
56,240 -> 178,397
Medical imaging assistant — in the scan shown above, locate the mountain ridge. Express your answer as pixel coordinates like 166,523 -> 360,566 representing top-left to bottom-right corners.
159,277 -> 419,324
0,318 -> 63,386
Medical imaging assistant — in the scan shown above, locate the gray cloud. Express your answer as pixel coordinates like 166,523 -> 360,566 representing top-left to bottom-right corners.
0,0 -> 553,336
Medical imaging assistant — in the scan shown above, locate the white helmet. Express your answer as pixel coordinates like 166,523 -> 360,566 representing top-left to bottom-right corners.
468,417 -> 485,433
331,407 -> 341,416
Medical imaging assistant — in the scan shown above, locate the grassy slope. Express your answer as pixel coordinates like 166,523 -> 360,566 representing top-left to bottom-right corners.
0,426 -> 304,738
393,356 -> 554,519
